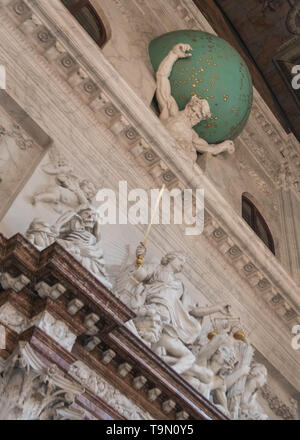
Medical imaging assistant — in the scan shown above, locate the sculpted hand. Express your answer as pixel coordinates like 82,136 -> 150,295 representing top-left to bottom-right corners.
172,43 -> 192,58
241,365 -> 251,377
224,140 -> 235,154
136,242 -> 146,258
219,303 -> 232,315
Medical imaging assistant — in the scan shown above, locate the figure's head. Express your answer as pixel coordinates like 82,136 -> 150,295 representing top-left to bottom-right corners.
185,96 -> 212,126
211,344 -> 236,372
135,311 -> 163,344
78,207 -> 98,230
80,180 -> 96,201
248,362 -> 267,387
161,252 -> 186,273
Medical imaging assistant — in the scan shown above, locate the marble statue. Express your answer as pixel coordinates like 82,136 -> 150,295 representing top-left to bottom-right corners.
226,340 -> 254,419
0,342 -> 85,420
182,328 -> 269,419
32,150 -> 96,212
238,362 -> 268,420
183,332 -> 236,416
156,43 -> 235,161
125,244 -> 231,375
26,206 -> 112,290
116,244 -> 271,420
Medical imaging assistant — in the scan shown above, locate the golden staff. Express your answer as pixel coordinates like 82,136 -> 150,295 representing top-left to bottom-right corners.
136,184 -> 165,266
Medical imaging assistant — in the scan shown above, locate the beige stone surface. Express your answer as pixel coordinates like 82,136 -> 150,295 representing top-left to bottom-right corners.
0,0 -> 298,419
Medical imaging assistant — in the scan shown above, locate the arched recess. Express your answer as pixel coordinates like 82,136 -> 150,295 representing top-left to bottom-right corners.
61,0 -> 111,48
242,193 -> 275,255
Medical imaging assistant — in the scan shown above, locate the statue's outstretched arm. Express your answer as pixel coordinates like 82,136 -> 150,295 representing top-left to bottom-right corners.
130,243 -> 154,282
41,163 -> 73,175
156,43 -> 192,120
225,365 -> 250,390
192,131 -> 235,155
190,303 -> 231,318
197,334 -> 228,364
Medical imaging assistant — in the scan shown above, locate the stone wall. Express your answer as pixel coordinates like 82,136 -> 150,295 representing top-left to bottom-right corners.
0,103 -> 45,219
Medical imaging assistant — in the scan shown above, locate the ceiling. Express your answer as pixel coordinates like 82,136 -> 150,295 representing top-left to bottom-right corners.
193,0 -> 300,141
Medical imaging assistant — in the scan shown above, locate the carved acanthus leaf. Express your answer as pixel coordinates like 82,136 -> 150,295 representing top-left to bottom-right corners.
0,342 -> 85,420
69,360 -> 152,420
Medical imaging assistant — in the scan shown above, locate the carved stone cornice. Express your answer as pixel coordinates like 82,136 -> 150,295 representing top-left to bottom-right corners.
0,233 -> 228,420
69,360 -> 152,420
0,233 -> 134,330
261,384 -> 298,420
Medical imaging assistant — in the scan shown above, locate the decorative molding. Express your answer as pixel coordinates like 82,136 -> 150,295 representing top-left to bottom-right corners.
69,360 -> 152,420
0,302 -> 77,352
279,139 -> 300,193
259,0 -> 284,13
0,342 -> 85,420
0,271 -> 30,292
286,0 -> 300,35
0,109 -> 43,218
33,311 -> 77,352
261,384 -> 298,420
238,158 -> 274,198
0,302 -> 29,334
0,122 -> 34,151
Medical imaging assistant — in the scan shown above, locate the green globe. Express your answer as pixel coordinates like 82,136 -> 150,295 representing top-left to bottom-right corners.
149,30 -> 253,144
